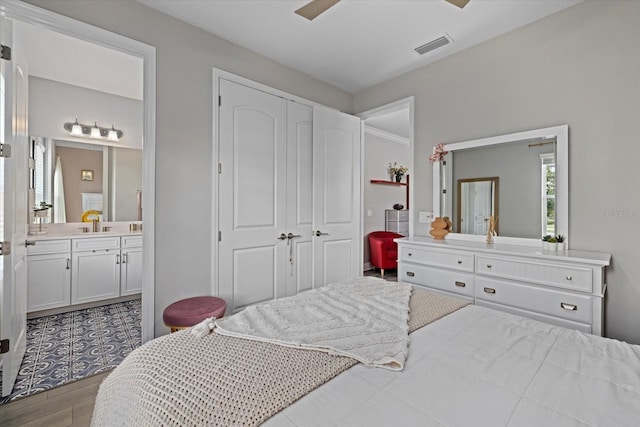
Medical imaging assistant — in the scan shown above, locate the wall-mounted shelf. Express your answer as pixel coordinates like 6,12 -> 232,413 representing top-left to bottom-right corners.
370,175 -> 410,209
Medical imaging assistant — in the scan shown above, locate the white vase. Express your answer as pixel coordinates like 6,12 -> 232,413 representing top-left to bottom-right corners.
542,241 -> 550,251
549,242 -> 558,251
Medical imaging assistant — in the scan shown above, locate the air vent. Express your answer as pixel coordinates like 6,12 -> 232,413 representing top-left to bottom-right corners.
415,35 -> 451,55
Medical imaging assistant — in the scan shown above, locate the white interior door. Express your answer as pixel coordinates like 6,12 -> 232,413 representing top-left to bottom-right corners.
312,107 -> 361,288
286,101 -> 313,295
1,17 -> 29,397
218,79 -> 288,313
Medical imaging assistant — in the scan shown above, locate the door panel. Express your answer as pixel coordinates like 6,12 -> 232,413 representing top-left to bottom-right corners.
286,101 -> 313,296
233,246 -> 277,309
218,79 -> 287,312
1,17 -> 29,397
312,107 -> 361,288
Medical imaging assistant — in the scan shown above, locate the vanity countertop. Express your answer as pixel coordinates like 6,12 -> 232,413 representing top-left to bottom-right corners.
27,231 -> 143,241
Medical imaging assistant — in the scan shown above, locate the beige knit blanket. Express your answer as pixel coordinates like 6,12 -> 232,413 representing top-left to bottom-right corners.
91,288 -> 469,427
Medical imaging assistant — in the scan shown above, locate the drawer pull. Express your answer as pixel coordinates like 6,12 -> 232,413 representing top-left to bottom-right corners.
457,260 -> 462,264
455,281 -> 466,288
483,287 -> 496,294
565,275 -> 572,281
408,252 -> 412,256
25,240 -> 36,247
406,271 -> 415,277
66,258 -> 70,270
561,302 -> 577,311
486,264 -> 492,269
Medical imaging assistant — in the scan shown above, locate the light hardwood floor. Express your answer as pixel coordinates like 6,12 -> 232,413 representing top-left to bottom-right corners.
0,371 -> 109,427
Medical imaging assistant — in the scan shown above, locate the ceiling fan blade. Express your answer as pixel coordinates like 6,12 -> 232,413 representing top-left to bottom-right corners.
295,0 -> 341,21
445,0 -> 471,8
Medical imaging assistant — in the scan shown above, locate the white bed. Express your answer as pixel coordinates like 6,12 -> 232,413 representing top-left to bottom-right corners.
92,286 -> 640,426
265,304 -> 640,426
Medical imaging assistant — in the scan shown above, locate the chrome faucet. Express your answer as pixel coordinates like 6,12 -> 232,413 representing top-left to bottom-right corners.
92,218 -> 99,232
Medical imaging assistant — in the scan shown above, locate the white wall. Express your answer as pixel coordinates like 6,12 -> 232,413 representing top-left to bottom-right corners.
24,0 -> 352,335
353,1 -> 640,344
363,131 -> 410,268
28,76 -> 143,149
110,147 -> 142,221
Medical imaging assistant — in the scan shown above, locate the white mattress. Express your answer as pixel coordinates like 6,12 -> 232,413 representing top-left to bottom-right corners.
263,305 -> 640,427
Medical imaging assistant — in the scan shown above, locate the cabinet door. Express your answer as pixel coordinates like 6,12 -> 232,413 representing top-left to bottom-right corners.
120,248 -> 142,296
27,254 -> 71,312
71,250 -> 120,304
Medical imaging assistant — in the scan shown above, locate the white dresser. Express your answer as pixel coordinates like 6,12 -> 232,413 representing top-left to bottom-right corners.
396,237 -> 611,336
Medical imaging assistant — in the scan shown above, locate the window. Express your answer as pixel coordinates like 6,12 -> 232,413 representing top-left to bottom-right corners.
540,153 -> 555,236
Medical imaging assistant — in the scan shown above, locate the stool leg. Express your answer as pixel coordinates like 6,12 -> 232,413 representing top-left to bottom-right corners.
381,268 -> 385,278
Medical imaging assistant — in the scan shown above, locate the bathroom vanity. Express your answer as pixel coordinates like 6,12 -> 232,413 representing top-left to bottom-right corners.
26,231 -> 142,313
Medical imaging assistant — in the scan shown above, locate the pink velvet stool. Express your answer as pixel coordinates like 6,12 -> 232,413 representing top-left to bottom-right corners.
163,296 -> 226,333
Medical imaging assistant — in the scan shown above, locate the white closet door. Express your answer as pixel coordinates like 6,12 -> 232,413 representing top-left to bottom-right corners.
286,101 -> 313,295
218,79 -> 287,313
312,107 -> 361,288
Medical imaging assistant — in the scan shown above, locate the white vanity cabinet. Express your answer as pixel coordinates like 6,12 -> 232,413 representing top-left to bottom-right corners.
397,237 -> 611,336
26,239 -> 72,311
71,237 -> 121,305
120,235 -> 142,296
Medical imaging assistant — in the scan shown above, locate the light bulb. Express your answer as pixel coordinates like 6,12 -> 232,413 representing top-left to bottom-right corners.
70,119 -> 83,136
107,125 -> 119,141
90,122 -> 101,139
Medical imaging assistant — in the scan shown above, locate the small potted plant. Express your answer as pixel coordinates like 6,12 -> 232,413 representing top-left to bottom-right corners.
556,234 -> 566,251
542,234 -> 552,251
547,236 -> 558,251
388,162 -> 408,182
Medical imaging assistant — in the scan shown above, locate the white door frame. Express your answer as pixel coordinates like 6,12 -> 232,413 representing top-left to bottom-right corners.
357,97 -> 415,252
1,0 -> 157,342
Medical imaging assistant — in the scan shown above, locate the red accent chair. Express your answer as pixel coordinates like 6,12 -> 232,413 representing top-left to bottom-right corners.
368,231 -> 403,278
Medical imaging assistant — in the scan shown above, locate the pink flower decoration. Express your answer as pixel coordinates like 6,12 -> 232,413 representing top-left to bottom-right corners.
429,143 -> 448,163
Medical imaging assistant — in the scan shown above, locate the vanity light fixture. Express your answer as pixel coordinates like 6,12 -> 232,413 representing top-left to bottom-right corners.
63,120 -> 124,141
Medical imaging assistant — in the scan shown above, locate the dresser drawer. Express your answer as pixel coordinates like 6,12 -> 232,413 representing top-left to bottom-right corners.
26,239 -> 71,255
72,237 -> 121,252
399,263 -> 474,299
476,256 -> 592,293
399,246 -> 474,273
475,277 -> 592,324
386,210 -> 409,221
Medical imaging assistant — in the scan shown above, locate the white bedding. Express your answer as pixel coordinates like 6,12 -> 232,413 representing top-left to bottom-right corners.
264,304 -> 640,427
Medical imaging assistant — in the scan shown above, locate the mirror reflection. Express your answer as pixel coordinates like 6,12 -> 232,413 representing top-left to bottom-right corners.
456,177 -> 499,235
30,137 -> 142,224
437,129 -> 563,241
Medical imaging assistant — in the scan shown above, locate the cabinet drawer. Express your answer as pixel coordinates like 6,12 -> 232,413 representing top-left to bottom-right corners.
398,263 -> 474,299
26,239 -> 71,255
399,246 -> 474,272
476,256 -> 592,293
121,235 -> 143,248
386,210 -> 409,221
73,237 -> 121,252
475,277 -> 592,324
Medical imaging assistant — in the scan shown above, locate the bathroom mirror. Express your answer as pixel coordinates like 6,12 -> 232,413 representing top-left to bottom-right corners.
433,125 -> 568,245
30,137 -> 142,224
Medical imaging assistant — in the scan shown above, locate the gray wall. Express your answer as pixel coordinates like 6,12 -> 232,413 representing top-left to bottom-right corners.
451,142 -> 553,238
109,147 -> 142,222
29,76 -> 143,150
25,0 -> 352,335
353,1 -> 640,344
363,132 -> 410,268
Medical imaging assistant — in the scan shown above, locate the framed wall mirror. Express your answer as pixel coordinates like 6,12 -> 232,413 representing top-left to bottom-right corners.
433,125 -> 568,246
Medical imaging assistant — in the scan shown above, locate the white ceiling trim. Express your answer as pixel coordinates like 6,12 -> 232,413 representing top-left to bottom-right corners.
364,125 -> 409,146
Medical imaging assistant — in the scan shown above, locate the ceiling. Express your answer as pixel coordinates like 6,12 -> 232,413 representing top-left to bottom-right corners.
137,0 -> 582,93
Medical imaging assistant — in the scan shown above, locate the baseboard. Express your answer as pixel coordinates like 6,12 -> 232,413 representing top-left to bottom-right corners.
27,294 -> 141,319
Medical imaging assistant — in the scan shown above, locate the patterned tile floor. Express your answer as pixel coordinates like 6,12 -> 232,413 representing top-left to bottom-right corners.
0,299 -> 141,404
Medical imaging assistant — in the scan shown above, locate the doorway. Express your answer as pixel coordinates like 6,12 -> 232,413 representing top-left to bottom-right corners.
358,98 -> 414,274
0,0 -> 156,399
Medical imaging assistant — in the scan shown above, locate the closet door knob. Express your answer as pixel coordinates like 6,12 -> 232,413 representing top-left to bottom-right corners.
277,233 -> 287,241
314,230 -> 328,237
